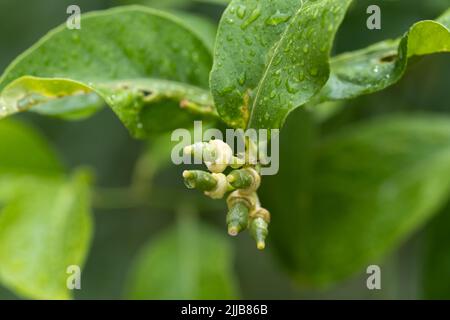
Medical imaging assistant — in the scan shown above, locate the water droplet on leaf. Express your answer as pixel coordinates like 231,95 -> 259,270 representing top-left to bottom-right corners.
237,5 -> 247,19
238,72 -> 246,85
241,5 -> 261,29
285,78 -> 300,94
265,10 -> 291,26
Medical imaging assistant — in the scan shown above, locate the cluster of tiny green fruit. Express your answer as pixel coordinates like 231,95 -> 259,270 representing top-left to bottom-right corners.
182,139 -> 270,250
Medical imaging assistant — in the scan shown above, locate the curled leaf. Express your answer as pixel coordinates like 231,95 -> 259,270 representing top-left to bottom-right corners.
0,6 -> 215,137
314,9 -> 450,103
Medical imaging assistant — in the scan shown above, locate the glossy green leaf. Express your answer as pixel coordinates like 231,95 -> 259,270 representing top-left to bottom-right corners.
126,218 -> 238,299
314,9 -> 450,103
422,203 -> 450,299
0,119 -> 63,177
263,113 -> 450,286
172,11 -> 218,51
0,6 -> 214,138
31,93 -> 105,121
211,0 -> 353,129
0,171 -> 93,299
122,0 -> 229,8
203,0 -> 229,4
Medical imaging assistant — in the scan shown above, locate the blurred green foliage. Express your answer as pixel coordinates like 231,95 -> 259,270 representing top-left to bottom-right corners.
0,0 -> 449,300
126,211 -> 238,299
0,120 -> 92,299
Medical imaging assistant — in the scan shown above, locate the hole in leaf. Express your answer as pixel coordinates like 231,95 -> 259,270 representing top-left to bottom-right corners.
380,54 -> 397,63
140,89 -> 153,97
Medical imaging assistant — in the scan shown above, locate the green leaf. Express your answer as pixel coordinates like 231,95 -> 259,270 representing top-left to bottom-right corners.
171,11 -> 218,51
0,6 -> 214,138
121,0 -> 229,8
126,218 -> 238,299
0,120 -> 93,299
198,0 -> 229,4
314,9 -> 450,103
263,113 -> 450,286
0,119 -> 63,177
0,170 -> 93,299
422,202 -> 450,299
210,0 -> 353,129
32,92 -> 105,121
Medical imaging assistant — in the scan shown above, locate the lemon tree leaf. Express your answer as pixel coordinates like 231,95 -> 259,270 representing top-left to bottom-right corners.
0,6 -> 214,138
314,9 -> 450,103
0,121 -> 93,299
0,171 -> 93,300
210,0 -> 353,129
0,120 -> 63,177
126,219 -> 238,299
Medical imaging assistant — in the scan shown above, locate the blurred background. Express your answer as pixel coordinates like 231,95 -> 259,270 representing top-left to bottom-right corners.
0,0 -> 449,299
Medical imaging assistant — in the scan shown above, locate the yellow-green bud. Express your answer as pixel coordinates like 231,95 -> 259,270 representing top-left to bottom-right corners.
182,170 -> 217,192
227,168 -> 254,189
227,168 -> 260,194
226,201 -> 249,236
250,217 -> 269,250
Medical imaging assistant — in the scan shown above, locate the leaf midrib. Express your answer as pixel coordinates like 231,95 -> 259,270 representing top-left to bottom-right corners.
248,0 -> 306,128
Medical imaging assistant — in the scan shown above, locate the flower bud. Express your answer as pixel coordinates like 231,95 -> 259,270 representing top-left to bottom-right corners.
249,207 -> 270,250
227,168 -> 260,193
183,142 -> 207,162
204,173 -> 229,199
227,168 -> 253,189
182,170 -> 217,192
250,217 -> 269,250
226,201 -> 249,236
204,140 -> 233,173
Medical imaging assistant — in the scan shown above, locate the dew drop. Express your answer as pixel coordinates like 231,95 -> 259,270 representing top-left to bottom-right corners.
237,5 -> 247,19
238,72 -> 246,85
298,71 -> 305,81
265,10 -> 291,26
309,68 -> 318,76
226,18 -> 234,24
220,85 -> 235,95
303,44 -> 309,53
269,90 -> 276,99
274,69 -> 282,80
241,5 -> 261,29
285,78 -> 300,94
312,9 -> 319,18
